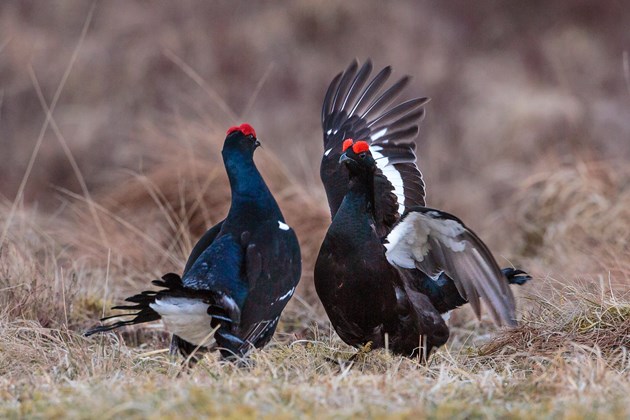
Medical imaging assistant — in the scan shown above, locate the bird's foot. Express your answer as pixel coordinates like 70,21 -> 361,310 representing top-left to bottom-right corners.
325,341 -> 374,368
348,341 -> 373,362
501,268 -> 532,285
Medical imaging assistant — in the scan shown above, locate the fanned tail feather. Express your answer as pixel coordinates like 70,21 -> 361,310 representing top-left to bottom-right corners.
502,268 -> 532,286
84,273 -> 183,336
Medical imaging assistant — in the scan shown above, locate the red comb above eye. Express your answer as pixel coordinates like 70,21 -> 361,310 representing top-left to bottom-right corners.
342,139 -> 354,152
352,141 -> 370,154
226,123 -> 257,138
238,123 -> 256,138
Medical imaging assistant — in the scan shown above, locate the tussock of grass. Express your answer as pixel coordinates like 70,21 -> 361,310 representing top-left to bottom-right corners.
514,160 -> 630,273
481,279 -> 630,360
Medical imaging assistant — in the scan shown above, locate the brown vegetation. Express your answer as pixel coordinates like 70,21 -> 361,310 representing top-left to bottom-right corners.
1,1 -> 629,417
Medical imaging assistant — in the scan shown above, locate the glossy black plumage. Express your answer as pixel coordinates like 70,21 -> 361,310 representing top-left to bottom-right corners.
315,144 -> 524,358
320,59 -> 428,221
315,61 -> 530,359
86,126 -> 301,361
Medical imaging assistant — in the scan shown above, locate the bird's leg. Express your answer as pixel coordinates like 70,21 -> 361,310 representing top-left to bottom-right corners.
169,336 -> 180,359
418,335 -> 432,364
170,334 -> 201,365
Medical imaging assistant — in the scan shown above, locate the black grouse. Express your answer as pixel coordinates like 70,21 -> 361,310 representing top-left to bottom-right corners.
315,60 -> 530,359
86,124 -> 301,361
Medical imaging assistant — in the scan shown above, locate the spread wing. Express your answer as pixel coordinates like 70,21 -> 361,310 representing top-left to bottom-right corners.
321,59 -> 428,220
384,207 -> 517,326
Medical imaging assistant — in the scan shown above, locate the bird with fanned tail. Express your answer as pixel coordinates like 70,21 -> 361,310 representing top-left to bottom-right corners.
315,60 -> 530,360
86,124 -> 301,363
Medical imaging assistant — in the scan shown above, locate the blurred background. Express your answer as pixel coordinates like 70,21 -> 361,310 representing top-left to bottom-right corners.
1,1 -> 630,321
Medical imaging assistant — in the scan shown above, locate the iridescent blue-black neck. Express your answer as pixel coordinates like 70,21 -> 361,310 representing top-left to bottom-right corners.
221,134 -> 282,224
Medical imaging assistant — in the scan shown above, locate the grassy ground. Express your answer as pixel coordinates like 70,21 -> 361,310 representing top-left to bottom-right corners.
1,149 -> 629,419
2,1 -> 630,418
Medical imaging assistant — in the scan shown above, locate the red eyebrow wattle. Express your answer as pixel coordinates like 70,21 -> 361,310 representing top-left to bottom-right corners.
238,123 -> 256,138
226,123 -> 257,138
352,141 -> 369,154
342,139 -> 354,152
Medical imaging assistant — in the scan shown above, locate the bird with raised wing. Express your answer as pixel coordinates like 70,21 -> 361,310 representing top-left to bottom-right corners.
86,124 -> 301,362
315,61 -> 529,360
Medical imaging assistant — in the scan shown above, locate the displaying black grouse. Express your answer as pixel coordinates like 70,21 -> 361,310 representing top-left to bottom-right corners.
86,124 -> 301,361
315,60 -> 530,359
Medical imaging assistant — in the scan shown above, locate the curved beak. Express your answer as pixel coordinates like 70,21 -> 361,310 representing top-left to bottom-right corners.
339,152 -> 352,164
254,140 -> 262,149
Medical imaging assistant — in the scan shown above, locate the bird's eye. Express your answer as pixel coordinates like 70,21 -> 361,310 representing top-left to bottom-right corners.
360,153 -> 366,159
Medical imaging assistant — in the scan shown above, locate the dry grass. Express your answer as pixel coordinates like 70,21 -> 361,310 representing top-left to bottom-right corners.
481,282 -> 630,360
2,143 -> 630,418
514,161 -> 630,259
2,1 -> 630,418
1,324 -> 629,419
